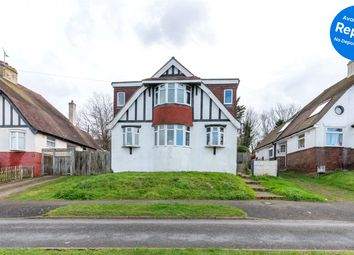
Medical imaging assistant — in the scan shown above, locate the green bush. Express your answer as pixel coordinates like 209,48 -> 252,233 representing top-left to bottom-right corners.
237,145 -> 249,152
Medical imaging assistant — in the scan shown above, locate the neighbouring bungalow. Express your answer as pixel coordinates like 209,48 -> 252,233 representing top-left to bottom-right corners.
0,61 -> 98,176
108,57 -> 241,173
256,61 -> 354,173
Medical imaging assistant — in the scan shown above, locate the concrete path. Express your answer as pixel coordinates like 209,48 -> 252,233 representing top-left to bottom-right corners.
0,218 -> 353,249
2,200 -> 354,221
0,176 -> 57,199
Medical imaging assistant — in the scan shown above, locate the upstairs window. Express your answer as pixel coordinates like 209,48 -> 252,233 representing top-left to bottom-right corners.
117,92 -> 125,107
298,134 -> 305,149
10,130 -> 25,151
155,83 -> 191,106
224,89 -> 233,105
154,125 -> 190,146
122,126 -> 140,146
326,128 -> 343,146
46,136 -> 56,148
206,126 -> 224,146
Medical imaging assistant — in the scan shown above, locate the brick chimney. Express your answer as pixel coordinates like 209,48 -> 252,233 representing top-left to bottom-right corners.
68,100 -> 77,125
0,61 -> 18,84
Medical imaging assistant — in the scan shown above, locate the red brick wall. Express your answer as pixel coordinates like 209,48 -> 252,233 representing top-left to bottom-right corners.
206,84 -> 238,117
113,86 -> 141,116
286,147 -> 354,173
0,152 -> 42,176
152,104 -> 193,126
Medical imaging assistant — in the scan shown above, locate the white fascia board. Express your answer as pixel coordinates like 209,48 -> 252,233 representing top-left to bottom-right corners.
142,79 -> 201,84
202,79 -> 240,85
200,83 -> 240,129
111,81 -> 142,87
107,86 -> 147,130
276,126 -> 316,144
152,58 -> 193,78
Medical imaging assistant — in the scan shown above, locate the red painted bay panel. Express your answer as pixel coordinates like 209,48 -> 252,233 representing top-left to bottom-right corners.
152,104 -> 193,126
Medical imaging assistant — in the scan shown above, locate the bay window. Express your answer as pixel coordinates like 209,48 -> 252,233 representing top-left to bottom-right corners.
155,83 -> 191,106
326,128 -> 343,146
154,125 -> 190,146
206,126 -> 224,146
10,130 -> 25,151
122,126 -> 140,147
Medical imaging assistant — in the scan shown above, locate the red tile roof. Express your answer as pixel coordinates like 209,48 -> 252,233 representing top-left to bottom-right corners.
0,78 -> 99,149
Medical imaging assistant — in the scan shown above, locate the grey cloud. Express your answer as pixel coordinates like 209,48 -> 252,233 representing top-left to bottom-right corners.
135,0 -> 214,46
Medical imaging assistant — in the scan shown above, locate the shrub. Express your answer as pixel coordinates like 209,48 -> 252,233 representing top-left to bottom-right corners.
238,145 -> 249,153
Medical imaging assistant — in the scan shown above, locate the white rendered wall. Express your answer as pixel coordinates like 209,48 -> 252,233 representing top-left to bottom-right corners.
111,121 -> 237,174
252,160 -> 278,176
255,146 -> 273,160
0,127 -> 35,152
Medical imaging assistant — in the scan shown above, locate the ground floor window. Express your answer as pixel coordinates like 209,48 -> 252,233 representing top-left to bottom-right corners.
298,134 -> 305,149
10,130 -> 25,151
154,125 -> 190,146
268,148 -> 273,158
206,126 -> 224,146
123,126 -> 140,146
326,128 -> 343,146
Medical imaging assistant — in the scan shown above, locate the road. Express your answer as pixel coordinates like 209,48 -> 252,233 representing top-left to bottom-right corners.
0,218 -> 354,250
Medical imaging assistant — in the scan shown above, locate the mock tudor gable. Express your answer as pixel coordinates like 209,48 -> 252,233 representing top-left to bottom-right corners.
109,57 -> 240,173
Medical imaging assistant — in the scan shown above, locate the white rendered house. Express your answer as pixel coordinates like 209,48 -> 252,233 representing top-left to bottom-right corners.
256,61 -> 354,173
108,57 -> 241,173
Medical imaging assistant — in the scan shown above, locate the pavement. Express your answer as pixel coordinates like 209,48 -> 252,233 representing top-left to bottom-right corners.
0,218 -> 353,249
1,200 -> 354,221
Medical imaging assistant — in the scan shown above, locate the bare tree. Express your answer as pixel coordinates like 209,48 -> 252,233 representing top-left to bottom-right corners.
260,103 -> 300,137
77,93 -> 113,151
240,108 -> 260,151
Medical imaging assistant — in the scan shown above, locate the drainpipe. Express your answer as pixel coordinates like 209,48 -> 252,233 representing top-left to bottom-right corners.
273,143 -> 277,160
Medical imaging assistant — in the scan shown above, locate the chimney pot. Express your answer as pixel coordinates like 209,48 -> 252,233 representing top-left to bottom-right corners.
69,100 -> 77,125
348,61 -> 354,78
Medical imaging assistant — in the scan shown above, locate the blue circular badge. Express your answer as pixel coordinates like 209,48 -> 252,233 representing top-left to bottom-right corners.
330,6 -> 354,60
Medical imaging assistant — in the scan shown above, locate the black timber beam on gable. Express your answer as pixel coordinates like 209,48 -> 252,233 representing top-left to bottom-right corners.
0,90 -> 37,134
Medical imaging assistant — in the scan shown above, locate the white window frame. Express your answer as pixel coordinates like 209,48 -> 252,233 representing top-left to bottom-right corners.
326,127 -> 343,147
206,126 -> 225,147
9,130 -> 26,151
117,92 -> 126,107
122,126 -> 140,147
154,83 -> 191,106
280,144 -> 286,153
298,134 -> 305,149
154,125 -> 190,147
223,89 -> 233,105
268,148 -> 273,158
46,136 -> 56,148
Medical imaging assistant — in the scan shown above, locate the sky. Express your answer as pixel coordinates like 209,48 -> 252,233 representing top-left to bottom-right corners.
0,0 -> 353,117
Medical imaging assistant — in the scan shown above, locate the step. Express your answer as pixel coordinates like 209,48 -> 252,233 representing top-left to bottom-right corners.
248,184 -> 268,192
238,174 -> 250,178
243,179 -> 261,185
255,191 -> 285,200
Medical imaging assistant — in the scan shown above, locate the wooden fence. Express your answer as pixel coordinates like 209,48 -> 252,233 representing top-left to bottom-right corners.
0,166 -> 34,183
42,149 -> 111,176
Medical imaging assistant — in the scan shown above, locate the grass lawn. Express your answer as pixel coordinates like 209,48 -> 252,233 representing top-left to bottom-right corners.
9,172 -> 255,200
281,171 -> 354,202
254,176 -> 327,202
0,249 -> 353,255
45,203 -> 247,218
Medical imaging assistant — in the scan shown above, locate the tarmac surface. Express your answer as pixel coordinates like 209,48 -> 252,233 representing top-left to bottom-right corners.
1,200 -> 354,221
0,218 -> 353,249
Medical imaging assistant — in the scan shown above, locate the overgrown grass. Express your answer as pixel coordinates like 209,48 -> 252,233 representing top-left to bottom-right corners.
45,203 -> 247,218
0,249 -> 353,255
9,172 -> 255,200
254,176 -> 327,201
281,171 -> 354,201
